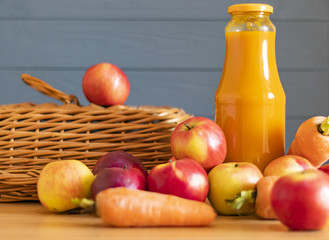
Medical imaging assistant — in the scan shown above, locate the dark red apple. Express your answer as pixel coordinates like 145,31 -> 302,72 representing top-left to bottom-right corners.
147,158 -> 209,201
92,150 -> 148,178
91,167 -> 146,199
170,116 -> 227,171
318,164 -> 329,175
82,63 -> 130,106
271,169 -> 329,230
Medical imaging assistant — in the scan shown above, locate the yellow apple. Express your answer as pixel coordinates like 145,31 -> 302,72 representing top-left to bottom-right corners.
37,160 -> 95,212
208,162 -> 263,215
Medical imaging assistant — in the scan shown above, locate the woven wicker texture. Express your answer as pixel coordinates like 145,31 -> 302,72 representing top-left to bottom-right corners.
0,75 -> 192,202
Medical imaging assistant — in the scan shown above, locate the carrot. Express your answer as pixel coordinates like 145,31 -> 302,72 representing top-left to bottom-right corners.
254,176 -> 278,219
225,176 -> 278,219
95,187 -> 217,227
288,116 -> 329,167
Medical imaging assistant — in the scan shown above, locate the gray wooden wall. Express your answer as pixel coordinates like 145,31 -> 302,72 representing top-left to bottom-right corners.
0,0 -> 328,150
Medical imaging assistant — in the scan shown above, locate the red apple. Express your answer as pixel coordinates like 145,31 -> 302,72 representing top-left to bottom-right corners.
82,63 -> 130,106
318,164 -> 329,175
147,158 -> 209,201
263,155 -> 315,177
170,116 -> 227,171
91,167 -> 146,199
92,150 -> 148,178
207,162 -> 263,215
271,169 -> 329,230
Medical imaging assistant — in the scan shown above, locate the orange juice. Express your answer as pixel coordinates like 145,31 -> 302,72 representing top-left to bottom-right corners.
215,4 -> 285,171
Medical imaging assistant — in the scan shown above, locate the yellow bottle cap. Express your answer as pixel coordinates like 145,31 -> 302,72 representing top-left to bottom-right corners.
228,3 -> 273,14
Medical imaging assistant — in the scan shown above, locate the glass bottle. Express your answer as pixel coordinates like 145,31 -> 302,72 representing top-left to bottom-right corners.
215,4 -> 286,171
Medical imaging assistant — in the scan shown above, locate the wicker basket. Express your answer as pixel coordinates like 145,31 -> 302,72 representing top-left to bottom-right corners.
0,74 -> 192,202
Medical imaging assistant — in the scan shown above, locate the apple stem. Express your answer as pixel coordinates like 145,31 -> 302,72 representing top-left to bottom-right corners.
69,198 -> 96,214
319,116 -> 329,136
225,189 -> 256,215
185,123 -> 191,130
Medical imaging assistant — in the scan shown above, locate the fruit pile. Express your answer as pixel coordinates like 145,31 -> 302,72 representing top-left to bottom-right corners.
37,62 -> 329,230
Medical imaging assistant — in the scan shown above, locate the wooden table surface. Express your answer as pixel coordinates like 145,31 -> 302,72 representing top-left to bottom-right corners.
0,202 -> 328,240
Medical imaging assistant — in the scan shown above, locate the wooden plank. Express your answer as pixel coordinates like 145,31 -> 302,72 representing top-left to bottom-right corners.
5,202 -> 329,240
1,71 -> 327,117
0,21 -> 328,70
274,0 -> 329,21
276,23 -> 329,70
0,21 -> 223,69
0,0 -> 328,21
281,72 -> 329,118
1,70 -> 327,150
286,118 -> 306,150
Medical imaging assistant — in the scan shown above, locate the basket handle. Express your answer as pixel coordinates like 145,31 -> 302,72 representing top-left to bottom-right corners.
21,74 -> 81,106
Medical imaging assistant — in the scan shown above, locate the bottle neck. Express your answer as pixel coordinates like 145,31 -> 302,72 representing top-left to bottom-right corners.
223,30 -> 278,83
226,12 -> 275,32
223,11 -> 278,81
